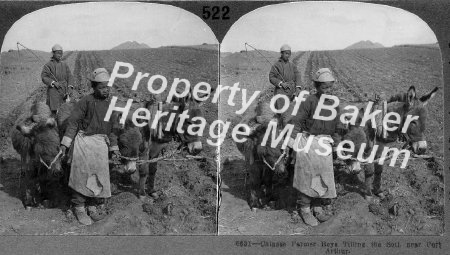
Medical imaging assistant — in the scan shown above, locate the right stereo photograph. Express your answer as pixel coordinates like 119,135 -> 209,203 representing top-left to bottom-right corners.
218,1 -> 443,236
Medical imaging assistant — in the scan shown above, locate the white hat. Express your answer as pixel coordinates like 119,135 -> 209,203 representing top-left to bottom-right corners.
89,68 -> 110,83
52,44 -> 63,52
313,68 -> 335,82
280,44 -> 291,52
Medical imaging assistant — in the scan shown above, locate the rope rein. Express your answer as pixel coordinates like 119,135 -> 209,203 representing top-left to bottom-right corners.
39,149 -> 63,170
111,148 -> 213,166
341,143 -> 433,166
261,150 -> 287,171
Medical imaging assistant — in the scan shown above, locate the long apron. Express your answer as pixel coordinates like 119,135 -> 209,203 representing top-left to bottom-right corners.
292,133 -> 337,198
68,131 -> 111,198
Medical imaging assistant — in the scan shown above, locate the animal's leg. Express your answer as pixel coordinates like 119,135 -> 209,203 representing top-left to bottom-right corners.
137,162 -> 157,201
263,168 -> 275,203
286,163 -> 295,186
42,177 -> 65,208
39,179 -> 50,206
52,178 -> 67,208
363,164 -> 375,197
372,164 -> 384,196
22,170 -> 37,207
146,162 -> 158,194
277,163 -> 296,210
58,164 -> 71,208
138,164 -> 148,197
138,142 -> 163,197
23,188 -> 34,207
247,163 -> 263,209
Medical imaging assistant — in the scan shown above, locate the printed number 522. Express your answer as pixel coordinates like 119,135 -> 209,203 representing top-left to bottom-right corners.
202,6 -> 230,20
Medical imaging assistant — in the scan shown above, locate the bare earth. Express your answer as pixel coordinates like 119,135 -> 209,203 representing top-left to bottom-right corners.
218,46 -> 444,235
0,47 -> 218,235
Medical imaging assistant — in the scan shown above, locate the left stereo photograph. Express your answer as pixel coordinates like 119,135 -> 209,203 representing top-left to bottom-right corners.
0,2 -> 219,235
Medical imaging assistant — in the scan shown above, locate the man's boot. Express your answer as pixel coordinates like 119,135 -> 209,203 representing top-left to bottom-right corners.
299,206 -> 319,226
87,205 -> 106,222
313,206 -> 331,222
74,206 -> 93,226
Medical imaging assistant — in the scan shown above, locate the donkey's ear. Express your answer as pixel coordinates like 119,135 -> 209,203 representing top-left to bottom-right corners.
407,86 -> 416,106
358,108 -> 365,119
256,144 -> 267,157
419,87 -> 438,106
186,90 -> 192,102
359,107 -> 365,115
244,142 -> 255,165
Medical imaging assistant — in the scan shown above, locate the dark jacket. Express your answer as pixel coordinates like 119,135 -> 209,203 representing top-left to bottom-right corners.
288,93 -> 343,144
41,58 -> 73,111
269,58 -> 301,99
61,94 -> 118,150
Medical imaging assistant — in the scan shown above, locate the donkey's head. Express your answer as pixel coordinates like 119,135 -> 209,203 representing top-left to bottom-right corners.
255,129 -> 288,176
117,117 -> 143,174
387,86 -> 438,155
176,101 -> 203,155
16,102 -> 62,174
340,119 -> 368,173
156,89 -> 204,155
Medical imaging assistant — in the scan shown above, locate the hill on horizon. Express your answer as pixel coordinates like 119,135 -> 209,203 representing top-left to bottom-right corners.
111,41 -> 150,50
393,42 -> 439,49
345,40 -> 384,50
1,49 -> 52,63
161,43 -> 218,51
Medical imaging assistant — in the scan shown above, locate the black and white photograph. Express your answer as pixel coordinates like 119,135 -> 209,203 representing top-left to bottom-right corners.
0,2 -> 219,235
0,0 -> 449,254
218,1 -> 443,235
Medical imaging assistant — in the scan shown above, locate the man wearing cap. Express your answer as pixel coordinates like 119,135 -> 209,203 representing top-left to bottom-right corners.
41,44 -> 74,115
269,44 -> 301,109
60,68 -> 120,225
288,68 -> 343,226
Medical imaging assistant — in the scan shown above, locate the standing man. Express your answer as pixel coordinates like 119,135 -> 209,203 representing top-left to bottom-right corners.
60,68 -> 120,225
269,44 -> 302,109
288,68 -> 342,226
41,44 -> 74,116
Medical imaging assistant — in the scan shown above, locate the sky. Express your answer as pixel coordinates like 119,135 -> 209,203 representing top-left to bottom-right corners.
1,2 -> 218,52
221,2 -> 438,52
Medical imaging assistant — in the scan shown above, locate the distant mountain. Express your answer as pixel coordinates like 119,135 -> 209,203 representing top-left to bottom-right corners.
394,42 -> 439,49
345,40 -> 384,50
161,43 -> 219,51
112,41 -> 150,50
186,43 -> 218,51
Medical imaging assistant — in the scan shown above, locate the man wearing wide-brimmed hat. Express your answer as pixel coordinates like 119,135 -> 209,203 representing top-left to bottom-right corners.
60,68 -> 120,225
288,68 -> 343,226
269,44 -> 301,109
41,44 -> 74,115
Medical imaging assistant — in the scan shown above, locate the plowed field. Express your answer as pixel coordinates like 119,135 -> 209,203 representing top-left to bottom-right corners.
219,46 -> 444,235
0,47 -> 218,235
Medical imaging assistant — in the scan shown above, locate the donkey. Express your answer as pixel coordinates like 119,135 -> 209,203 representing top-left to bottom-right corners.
12,102 -> 66,208
234,98 -> 291,209
57,98 -> 203,201
135,97 -> 204,199
235,97 -> 368,209
353,86 -> 439,200
235,118 -> 288,209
